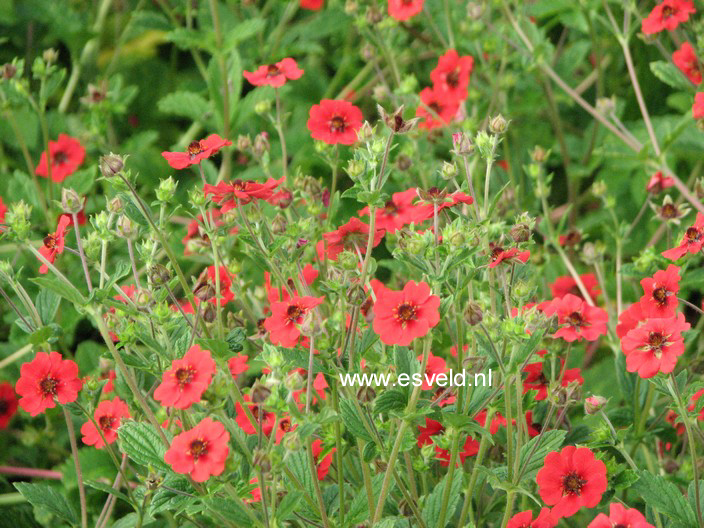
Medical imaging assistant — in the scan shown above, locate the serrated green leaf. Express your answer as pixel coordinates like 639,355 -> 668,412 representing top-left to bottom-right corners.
517,430 -> 567,482
36,289 -> 60,324
84,479 -> 132,506
117,422 -> 170,472
13,482 -> 78,526
650,61 -> 694,92
339,398 -> 373,441
632,471 -> 697,526
373,388 -> 407,414
30,275 -> 86,306
157,91 -> 211,122
422,470 -> 462,528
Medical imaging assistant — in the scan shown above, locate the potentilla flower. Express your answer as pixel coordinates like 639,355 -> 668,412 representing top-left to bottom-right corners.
662,212 -> 704,259
543,294 -> 608,342
35,134 -> 86,183
388,0 -> 425,21
80,397 -> 130,448
153,345 -> 216,409
506,508 -> 558,528
312,439 -> 335,479
523,357 -> 584,401
693,92 -> 704,119
647,171 -> 675,193
558,230 -> 582,247
320,217 -> 385,261
0,196 -> 7,224
204,176 -> 285,212
642,0 -> 695,35
489,245 -> 530,269
265,264 -> 319,305
536,446 -> 608,518
475,410 -> 507,434
435,435 -> 480,467
621,312 -> 690,378
549,274 -> 601,302
639,264 -> 680,318
264,295 -> 325,348
0,382 -> 19,429
373,280 -> 441,346
164,417 -> 230,482
587,503 -> 654,528
359,188 -> 432,233
673,42 -> 702,85
38,215 -> 71,274
417,352 -> 447,390
651,194 -> 689,224
244,58 -> 303,87
307,99 -> 364,145
430,50 -> 474,101
228,354 -> 249,379
235,394 -> 276,435
15,351 -> 83,416
300,0 -> 323,9
416,86 -> 460,130
616,302 -> 647,339
161,134 -> 232,170
193,265 -> 235,306
414,188 -> 474,218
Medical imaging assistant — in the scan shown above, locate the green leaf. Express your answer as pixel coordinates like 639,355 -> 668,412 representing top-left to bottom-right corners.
348,474 -> 389,524
509,328 -> 546,371
157,91 -> 211,123
117,422 -> 170,472
339,398 -> 373,442
84,479 -> 132,506
226,327 -> 246,352
206,497 -> 254,525
650,61 -> 694,92
286,449 -> 315,499
688,480 -> 704,522
35,289 -> 60,324
13,482 -> 78,526
373,388 -> 407,414
30,275 -> 85,306
631,471 -> 697,526
149,476 -> 196,516
517,430 -> 567,482
276,491 -> 304,522
422,470 -> 462,528
224,18 -> 265,46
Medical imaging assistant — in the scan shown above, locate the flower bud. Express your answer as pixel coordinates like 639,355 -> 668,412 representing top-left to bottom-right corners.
237,135 -> 252,152
270,214 -> 287,235
441,161 -> 458,180
6,201 -> 33,240
83,231 -> 102,261
510,223 -> 531,243
357,385 -> 376,404
107,196 -> 123,214
357,121 -> 375,143
42,48 -> 59,64
250,382 -> 271,404
202,303 -> 217,323
1,62 -> 17,80
99,153 -> 125,179
253,448 -> 272,474
338,250 -> 359,271
452,132 -> 474,156
488,114 -> 509,135
61,188 -> 83,214
584,395 -> 608,415
531,145 -> 548,163
595,96 -> 616,115
254,100 -> 272,115
464,301 -> 483,326
189,187 -> 207,208
194,282 -> 216,302
366,5 -> 383,24
346,159 -> 365,181
397,154 -> 412,171
253,132 -> 270,157
134,289 -> 152,309
156,177 -> 178,202
467,1 -> 483,19
116,214 -> 137,239
149,264 -> 172,286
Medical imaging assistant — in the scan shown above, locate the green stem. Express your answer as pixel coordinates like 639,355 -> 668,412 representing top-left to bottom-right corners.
63,407 -> 88,528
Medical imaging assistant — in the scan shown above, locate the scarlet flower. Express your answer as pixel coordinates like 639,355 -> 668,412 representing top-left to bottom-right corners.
537,446 -> 607,518
373,280 -> 441,346
164,417 -> 230,482
639,264 -> 680,318
204,176 -> 285,212
265,263 -> 319,305
80,397 -> 130,448
0,382 -> 19,429
662,212 -> 704,259
228,354 -> 249,379
244,58 -> 303,87
264,295 -> 324,348
15,351 -> 83,416
543,294 -> 609,342
621,312 -> 690,378
153,345 -> 216,409
430,50 -> 474,101
0,196 -> 7,224
359,188 -> 432,233
235,394 -> 276,435
673,42 -> 702,85
646,171 -> 675,193
523,357 -> 584,401
193,265 -> 235,306
489,245 -> 530,269
506,509 -> 557,528
549,274 -> 601,302
414,188 -> 474,218
292,370 -> 328,406
642,0 -> 695,34
312,438 -> 336,479
416,86 -> 460,130
616,302 -> 647,339
417,417 -> 479,466
161,134 -> 232,169
102,370 -> 116,394
320,217 -> 385,261
587,503 -> 654,528
300,0 -> 323,9
558,230 -> 581,247
35,134 -> 86,183
416,351 -> 447,390
388,0 -> 425,21
475,409 -> 507,434
694,92 -> 704,119
307,99 -> 364,145
38,215 -> 71,274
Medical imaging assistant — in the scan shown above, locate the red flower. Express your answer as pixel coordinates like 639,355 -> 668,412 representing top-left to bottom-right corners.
475,410 -> 507,434
235,394 -> 276,436
307,99 -> 364,145
537,446 -> 607,518
646,171 -> 675,193
558,230 -> 582,247
416,351 -> 447,390
414,188 -> 474,218
673,42 -> 702,85
587,503 -> 654,528
153,345 -> 216,409
15,351 -> 83,416
543,294 -> 608,342
430,50 -> 474,101
265,263 -> 319,305
621,312 -> 690,378
192,265 -> 235,307
489,245 -> 530,269
549,274 -> 601,301
312,439 -> 335,480
0,382 -> 19,429
264,295 -> 325,348
388,0 -> 425,21
359,188 -> 432,233
694,92 -> 704,119
616,302 -> 647,339
164,417 -> 230,482
300,0 -> 323,9
373,280 -> 441,346
416,86 -> 460,130
0,196 -> 7,224
320,217 -> 385,261
507,509 -> 557,528
80,397 -> 130,448
38,215 -> 71,274
228,354 -> 249,379
642,0 -> 695,34
161,134 -> 232,170
244,58 -> 303,87
35,134 -> 86,183
639,264 -> 680,318
523,356 -> 584,401
663,212 -> 704,259
435,436 -> 479,467
205,176 -> 284,212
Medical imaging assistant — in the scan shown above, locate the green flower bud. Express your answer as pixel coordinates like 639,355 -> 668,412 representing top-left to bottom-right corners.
156,176 -> 177,202
6,201 -> 33,240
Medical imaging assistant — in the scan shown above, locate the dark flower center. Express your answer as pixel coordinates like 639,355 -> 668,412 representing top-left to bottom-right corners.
446,70 -> 460,88
266,64 -> 281,76
490,246 -> 504,262
43,234 -> 58,249
53,151 -> 68,164
662,6 -> 675,18
330,115 -> 346,132
686,227 -> 700,241
99,415 -> 115,431
257,318 -> 267,333
384,200 -> 398,214
561,471 -> 587,495
428,102 -> 442,114
566,312 -> 584,327
175,367 -> 195,386
187,141 -> 204,159
279,418 -> 292,432
661,203 -> 678,218
188,438 -> 208,460
287,304 -> 304,322
395,302 -> 417,322
648,331 -> 666,349
564,231 -> 581,245
39,377 -> 59,397
652,286 -> 668,305
232,179 -> 251,192
0,400 -> 8,415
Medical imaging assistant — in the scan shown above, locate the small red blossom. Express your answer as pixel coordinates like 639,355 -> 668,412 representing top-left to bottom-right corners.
430,50 -> 474,101
264,295 -> 324,348
642,0 -> 695,35
616,302 -> 647,339
38,215 -> 71,274
506,509 -> 557,528
489,245 -> 530,269
373,280 -> 441,346
80,397 -> 130,448
244,58 -> 303,87
205,176 -> 285,212
388,0 -> 425,21
663,212 -> 704,259
0,382 -> 19,429
673,42 -> 702,85
693,92 -> 704,119
312,439 -> 335,480
523,357 -> 584,401
435,435 -> 479,467
543,294 -> 609,342
320,217 -> 385,261
164,417 -> 230,482
307,99 -> 364,145
558,230 -> 582,247
300,0 -> 323,9
646,171 -> 675,193
228,354 -> 249,379
359,188 -> 432,233
639,264 -> 680,318
537,446 -> 608,518
416,86 -> 460,130
153,345 -> 216,409
417,351 -> 447,390
621,312 -> 690,378
15,351 -> 83,416
35,134 -> 86,183
161,134 -> 232,170
0,196 -> 7,224
235,394 -> 276,436
587,503 -> 654,528
414,188 -> 474,218
549,274 -> 601,301
475,410 -> 507,434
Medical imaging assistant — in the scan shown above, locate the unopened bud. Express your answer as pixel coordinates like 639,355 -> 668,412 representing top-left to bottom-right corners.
464,301 -> 483,326
2,63 -> 17,80
61,188 -> 83,214
452,132 -> 474,156
149,264 -> 172,286
357,121 -> 375,143
99,153 -> 125,179
357,385 -> 376,403
42,48 -> 58,64
107,196 -> 124,214
202,303 -> 216,323
531,145 -> 547,163
488,114 -> 509,135
253,449 -> 271,474
510,223 -> 531,243
237,135 -> 252,151
441,161 -> 457,180
270,214 -> 287,235
584,395 -> 608,415
116,215 -> 137,239
338,250 -> 359,271
250,382 -> 271,404
156,177 -> 177,202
